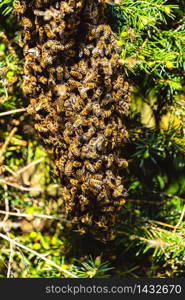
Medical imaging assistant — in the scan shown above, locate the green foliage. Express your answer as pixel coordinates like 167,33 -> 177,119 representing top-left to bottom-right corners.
112,0 -> 185,95
0,0 -> 14,15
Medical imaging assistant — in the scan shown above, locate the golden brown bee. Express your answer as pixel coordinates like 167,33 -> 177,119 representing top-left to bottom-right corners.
95,220 -> 108,229
40,51 -> 53,68
60,1 -> 73,13
84,160 -> 95,173
54,20 -> 65,34
23,31 -> 31,42
34,123 -> 47,133
38,26 -> 45,40
117,158 -> 129,169
92,103 -> 101,117
38,76 -> 48,85
101,206 -> 114,212
27,104 -> 35,115
93,87 -> 103,99
79,195 -> 88,205
44,24 -> 55,38
70,179 -> 78,186
102,109 -> 112,118
81,102 -> 92,116
94,160 -> 102,171
74,227 -> 86,235
77,60 -> 88,75
64,40 -> 75,50
31,63 -> 42,73
112,184 -> 124,198
43,40 -> 64,53
89,178 -> 102,191
70,70 -> 83,80
73,115 -> 84,128
22,17 -> 33,29
56,66 -> 64,81
69,143 -> 80,157
13,0 -> 26,15
76,169 -> 86,182
81,213 -> 92,225
47,121 -> 58,132
55,84 -> 67,97
69,79 -> 82,89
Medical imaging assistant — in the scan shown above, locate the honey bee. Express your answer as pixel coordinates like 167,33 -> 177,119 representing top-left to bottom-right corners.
92,103 -> 101,117
93,87 -> 103,99
95,220 -> 108,229
82,45 -> 91,56
34,8 -> 59,21
34,123 -> 48,133
80,126 -> 95,143
76,169 -> 86,182
102,109 -> 112,118
70,179 -> 78,186
73,115 -> 85,128
38,76 -> 48,85
101,206 -> 114,212
31,63 -> 42,73
81,102 -> 92,116
54,20 -> 65,34
89,178 -> 102,191
60,1 -> 73,14
47,121 -> 58,132
38,26 -> 45,40
112,184 -> 124,198
74,227 -> 86,235
62,187 -> 72,202
40,51 -> 53,68
92,41 -> 105,57
79,195 -> 89,205
117,158 -> 129,169
68,79 -> 81,89
27,104 -> 35,115
81,214 -> 92,225
13,0 -> 26,16
22,17 -> 33,29
69,143 -> 80,157
64,40 -> 75,50
55,84 -> 67,97
84,160 -> 95,173
44,24 -> 55,38
56,66 -> 64,81
45,40 -> 65,53
78,60 -> 88,75
94,160 -> 102,171
23,31 -> 31,42
64,160 -> 73,176
70,70 -> 83,80
27,47 -> 40,58
81,183 -> 89,193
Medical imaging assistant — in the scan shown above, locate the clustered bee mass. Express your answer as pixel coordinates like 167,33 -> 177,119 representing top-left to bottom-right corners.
15,0 -> 130,240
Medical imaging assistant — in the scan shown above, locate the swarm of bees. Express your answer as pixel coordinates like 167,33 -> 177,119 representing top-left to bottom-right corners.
16,0 -> 130,241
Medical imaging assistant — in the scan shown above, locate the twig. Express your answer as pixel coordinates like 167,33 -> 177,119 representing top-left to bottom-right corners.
149,220 -> 175,229
15,158 -> 45,176
0,127 -> 17,163
7,237 -> 14,278
0,209 -> 61,220
173,205 -> 185,233
0,108 -> 27,117
0,179 -> 42,192
2,184 -> 9,226
0,232 -> 78,278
